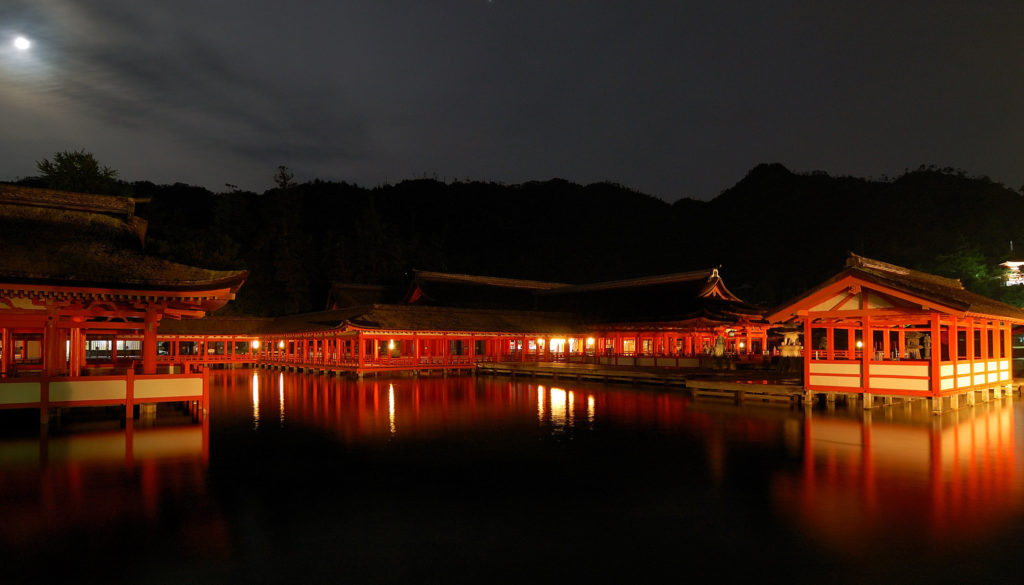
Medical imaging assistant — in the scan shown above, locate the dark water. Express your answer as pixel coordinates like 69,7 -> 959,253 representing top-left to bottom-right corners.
2,369 -> 1024,584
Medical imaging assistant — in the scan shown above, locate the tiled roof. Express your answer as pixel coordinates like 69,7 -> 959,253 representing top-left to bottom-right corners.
0,184 -> 247,292
258,304 -> 580,335
844,253 -> 1024,321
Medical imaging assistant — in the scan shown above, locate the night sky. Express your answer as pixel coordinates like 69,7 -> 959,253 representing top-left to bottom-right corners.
2,1 -> 1023,201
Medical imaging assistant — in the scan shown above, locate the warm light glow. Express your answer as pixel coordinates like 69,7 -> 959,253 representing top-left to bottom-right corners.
537,385 -> 545,419
856,340 -> 864,349
252,373 -> 260,429
388,339 -> 395,351
279,373 -> 285,426
587,395 -> 595,424
251,340 -> 260,350
739,341 -> 746,349
550,387 -> 568,428
537,339 -> 545,347
278,340 -> 285,349
586,337 -> 595,346
550,338 -> 566,352
13,36 -> 30,51
388,383 -> 396,435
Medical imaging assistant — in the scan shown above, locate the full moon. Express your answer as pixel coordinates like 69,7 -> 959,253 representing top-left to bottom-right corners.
13,36 -> 31,51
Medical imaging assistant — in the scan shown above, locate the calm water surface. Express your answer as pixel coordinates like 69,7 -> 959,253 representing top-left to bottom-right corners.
3,369 -> 1024,583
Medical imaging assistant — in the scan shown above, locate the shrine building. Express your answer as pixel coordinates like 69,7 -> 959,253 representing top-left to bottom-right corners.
0,185 -> 247,420
767,253 -> 1024,411
154,268 -> 769,375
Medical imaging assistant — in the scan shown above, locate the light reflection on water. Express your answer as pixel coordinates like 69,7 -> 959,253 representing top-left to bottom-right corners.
2,369 -> 1024,582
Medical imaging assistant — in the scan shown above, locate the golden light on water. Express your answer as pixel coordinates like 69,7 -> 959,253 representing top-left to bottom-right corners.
252,372 -> 260,429
388,383 -> 396,435
537,385 -> 545,419
279,373 -> 285,426
550,387 -> 567,427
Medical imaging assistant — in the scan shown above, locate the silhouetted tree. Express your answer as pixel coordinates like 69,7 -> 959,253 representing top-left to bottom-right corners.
274,165 -> 294,190
36,149 -> 124,195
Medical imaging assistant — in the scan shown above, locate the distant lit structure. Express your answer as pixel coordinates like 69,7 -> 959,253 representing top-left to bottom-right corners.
1000,260 -> 1024,286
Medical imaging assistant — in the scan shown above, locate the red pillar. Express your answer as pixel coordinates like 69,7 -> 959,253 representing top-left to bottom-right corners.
930,313 -> 941,396
357,333 -> 365,369
143,311 -> 158,375
803,318 -> 812,388
0,327 -> 10,376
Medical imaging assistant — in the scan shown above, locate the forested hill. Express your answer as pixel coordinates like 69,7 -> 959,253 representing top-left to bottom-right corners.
27,163 -> 1023,316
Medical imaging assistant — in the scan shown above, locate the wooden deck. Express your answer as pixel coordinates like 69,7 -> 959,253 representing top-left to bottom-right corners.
476,361 -> 811,405
475,361 -> 690,385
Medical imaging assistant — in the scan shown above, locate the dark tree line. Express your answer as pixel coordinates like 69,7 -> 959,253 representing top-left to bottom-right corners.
17,155 -> 1024,316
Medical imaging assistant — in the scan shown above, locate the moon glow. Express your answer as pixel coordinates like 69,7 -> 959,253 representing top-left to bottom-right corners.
13,36 -> 31,51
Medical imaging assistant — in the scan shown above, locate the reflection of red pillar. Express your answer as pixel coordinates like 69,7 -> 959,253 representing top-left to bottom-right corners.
861,415 -> 876,518
930,418 -> 944,533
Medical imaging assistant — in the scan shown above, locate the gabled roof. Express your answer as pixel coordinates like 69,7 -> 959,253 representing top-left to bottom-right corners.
537,267 -> 764,324
538,269 -> 722,296
402,269 -> 566,310
767,253 -> 1024,323
408,270 -> 566,291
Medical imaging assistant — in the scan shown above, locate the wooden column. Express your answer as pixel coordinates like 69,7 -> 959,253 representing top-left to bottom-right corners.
826,327 -> 834,360
967,320 -> 975,387
357,333 -> 365,369
930,313 -> 941,396
1004,321 -> 1013,362
69,326 -> 85,377
950,319 -> 959,389
980,320 -> 989,362
803,318 -> 812,387
143,311 -> 158,374
0,327 -> 10,376
862,315 -> 871,393
43,315 -> 58,377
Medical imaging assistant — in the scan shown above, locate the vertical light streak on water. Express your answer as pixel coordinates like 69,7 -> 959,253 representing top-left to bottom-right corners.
388,383 -> 396,435
587,394 -> 595,426
537,385 -> 546,422
279,372 -> 285,427
252,372 -> 260,429
550,388 -> 567,430
567,390 -> 575,427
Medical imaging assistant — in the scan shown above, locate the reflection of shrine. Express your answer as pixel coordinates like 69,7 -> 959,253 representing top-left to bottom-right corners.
774,400 -> 1021,549
0,421 -> 212,550
214,369 -> 695,442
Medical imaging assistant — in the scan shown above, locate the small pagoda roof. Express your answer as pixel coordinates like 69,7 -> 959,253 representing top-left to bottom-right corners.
767,253 -> 1024,323
537,268 -> 765,324
258,304 -> 580,335
538,269 -> 728,296
0,184 -> 247,294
